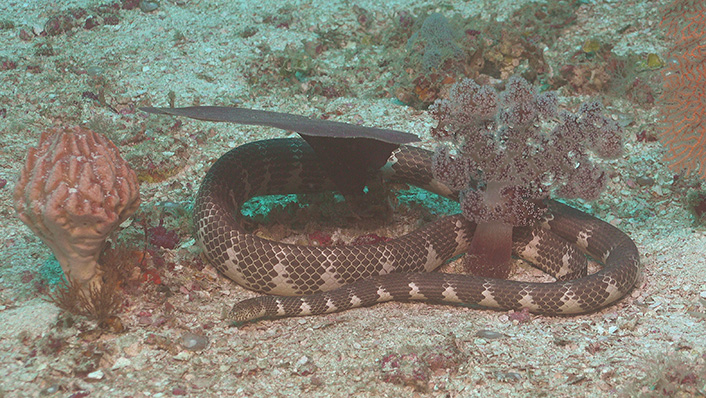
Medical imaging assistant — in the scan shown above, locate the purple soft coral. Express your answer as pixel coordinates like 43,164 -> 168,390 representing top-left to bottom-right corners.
430,76 -> 623,278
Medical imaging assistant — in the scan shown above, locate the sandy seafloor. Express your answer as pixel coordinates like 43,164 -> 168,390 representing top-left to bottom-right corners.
0,0 -> 705,397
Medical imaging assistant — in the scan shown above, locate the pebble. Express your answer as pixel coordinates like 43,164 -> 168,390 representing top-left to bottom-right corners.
180,332 -> 209,351
174,351 -> 193,361
123,342 -> 141,357
32,24 -> 44,36
111,357 -> 132,370
475,329 -> 506,339
495,371 -> 522,382
617,315 -> 639,331
87,369 -> 104,380
635,176 -> 654,186
40,384 -> 60,395
139,0 -> 160,12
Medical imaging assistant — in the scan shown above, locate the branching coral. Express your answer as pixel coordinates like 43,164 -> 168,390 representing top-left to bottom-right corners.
394,11 -> 551,109
406,12 -> 463,73
14,126 -> 140,293
46,261 -> 124,326
430,77 -> 623,277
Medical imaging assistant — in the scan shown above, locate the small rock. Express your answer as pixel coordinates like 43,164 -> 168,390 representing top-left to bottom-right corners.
139,0 -> 160,12
123,342 -> 142,357
40,383 -> 60,395
475,329 -> 506,339
174,351 -> 192,361
293,355 -> 317,376
296,355 -> 309,367
111,357 -> 132,370
617,315 -> 639,331
87,369 -> 104,380
180,332 -> 209,351
635,176 -> 655,186
495,371 -> 522,383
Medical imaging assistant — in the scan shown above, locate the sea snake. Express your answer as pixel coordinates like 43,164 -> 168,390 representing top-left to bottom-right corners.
192,138 -> 641,325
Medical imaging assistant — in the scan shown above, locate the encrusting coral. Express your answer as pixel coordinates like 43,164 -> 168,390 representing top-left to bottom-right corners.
658,0 -> 706,179
430,76 -> 623,278
14,126 -> 140,293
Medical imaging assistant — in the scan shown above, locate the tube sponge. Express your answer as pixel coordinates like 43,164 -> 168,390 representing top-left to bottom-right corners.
14,126 -> 140,292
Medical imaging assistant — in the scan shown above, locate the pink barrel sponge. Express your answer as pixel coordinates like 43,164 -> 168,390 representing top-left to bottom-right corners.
14,126 -> 140,292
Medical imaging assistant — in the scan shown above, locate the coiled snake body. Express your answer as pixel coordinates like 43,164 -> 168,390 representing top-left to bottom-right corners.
194,138 -> 641,324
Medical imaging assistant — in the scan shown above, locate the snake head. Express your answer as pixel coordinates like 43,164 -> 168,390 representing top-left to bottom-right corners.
227,298 -> 269,326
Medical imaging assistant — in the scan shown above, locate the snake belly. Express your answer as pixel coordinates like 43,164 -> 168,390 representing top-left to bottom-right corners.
192,138 -> 641,324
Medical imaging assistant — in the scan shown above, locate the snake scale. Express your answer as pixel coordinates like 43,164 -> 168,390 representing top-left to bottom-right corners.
193,138 -> 641,325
